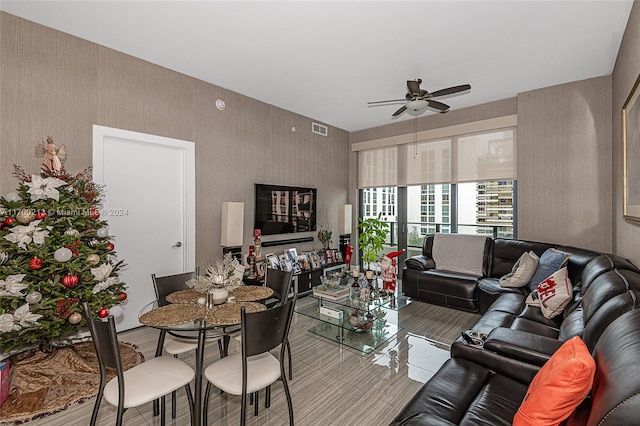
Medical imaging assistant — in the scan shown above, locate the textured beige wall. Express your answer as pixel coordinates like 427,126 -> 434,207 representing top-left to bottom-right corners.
517,76 -> 612,251
612,1 -> 640,266
0,13 -> 350,266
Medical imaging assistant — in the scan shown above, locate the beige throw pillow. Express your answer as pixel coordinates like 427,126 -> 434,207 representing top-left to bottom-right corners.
533,267 -> 572,319
500,251 -> 539,288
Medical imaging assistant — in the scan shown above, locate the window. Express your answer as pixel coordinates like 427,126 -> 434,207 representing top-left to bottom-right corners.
357,124 -> 517,261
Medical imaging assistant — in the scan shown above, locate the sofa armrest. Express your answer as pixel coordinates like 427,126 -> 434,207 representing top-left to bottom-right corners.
405,255 -> 435,271
482,327 -> 563,367
451,340 -> 539,385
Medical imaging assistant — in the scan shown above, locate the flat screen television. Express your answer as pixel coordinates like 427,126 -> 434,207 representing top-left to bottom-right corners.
254,184 -> 317,236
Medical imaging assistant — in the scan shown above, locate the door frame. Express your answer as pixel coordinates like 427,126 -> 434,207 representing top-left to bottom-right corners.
92,124 -> 196,275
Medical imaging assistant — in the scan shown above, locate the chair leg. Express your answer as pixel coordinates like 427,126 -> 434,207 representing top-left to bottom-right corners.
161,395 -> 166,426
171,390 -> 177,419
282,366 -> 295,425
185,384 -> 194,424
116,402 -> 125,426
241,391 -> 247,426
218,339 -> 224,358
265,385 -> 271,408
90,381 -> 104,426
254,391 -> 259,416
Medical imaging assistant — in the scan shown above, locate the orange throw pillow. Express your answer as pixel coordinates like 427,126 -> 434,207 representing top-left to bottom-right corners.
513,336 -> 595,426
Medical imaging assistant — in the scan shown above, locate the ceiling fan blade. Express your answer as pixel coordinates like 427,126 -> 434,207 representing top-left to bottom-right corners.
392,105 -> 407,117
429,84 -> 471,98
407,79 -> 422,95
427,100 -> 450,111
367,99 -> 406,105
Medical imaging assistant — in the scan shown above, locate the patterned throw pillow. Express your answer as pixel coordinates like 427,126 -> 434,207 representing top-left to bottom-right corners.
527,248 -> 571,291
500,251 -> 539,288
526,267 -> 573,319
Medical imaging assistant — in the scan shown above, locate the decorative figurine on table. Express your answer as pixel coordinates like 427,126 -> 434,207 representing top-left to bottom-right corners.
350,269 -> 360,299
247,245 -> 256,279
381,250 -> 405,303
253,229 -> 262,260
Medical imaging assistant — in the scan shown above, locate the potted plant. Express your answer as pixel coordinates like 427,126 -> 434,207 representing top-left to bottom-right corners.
317,227 -> 332,249
358,213 -> 389,278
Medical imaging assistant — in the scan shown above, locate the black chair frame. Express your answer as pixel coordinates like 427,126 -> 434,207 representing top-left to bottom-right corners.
83,302 -> 194,426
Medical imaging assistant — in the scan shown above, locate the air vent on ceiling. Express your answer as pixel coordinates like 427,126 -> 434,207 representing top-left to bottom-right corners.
312,122 -> 328,137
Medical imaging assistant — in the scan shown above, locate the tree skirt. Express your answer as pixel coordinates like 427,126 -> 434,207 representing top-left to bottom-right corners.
0,342 -> 144,424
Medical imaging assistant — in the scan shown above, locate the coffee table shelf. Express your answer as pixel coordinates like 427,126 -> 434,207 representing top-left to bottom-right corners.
295,295 -> 402,354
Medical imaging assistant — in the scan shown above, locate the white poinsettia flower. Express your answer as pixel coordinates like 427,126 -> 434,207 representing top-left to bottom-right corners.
91,263 -> 113,281
0,274 -> 28,297
26,174 -> 67,202
0,313 -> 20,332
92,276 -> 119,294
4,220 -> 49,249
0,304 -> 42,333
13,303 -> 42,328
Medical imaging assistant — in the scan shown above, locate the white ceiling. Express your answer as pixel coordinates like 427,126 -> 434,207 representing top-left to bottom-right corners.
0,1 -> 633,132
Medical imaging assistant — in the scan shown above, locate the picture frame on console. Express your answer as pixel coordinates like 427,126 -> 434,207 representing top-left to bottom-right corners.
623,72 -> 640,224
255,260 -> 265,279
266,253 -> 279,270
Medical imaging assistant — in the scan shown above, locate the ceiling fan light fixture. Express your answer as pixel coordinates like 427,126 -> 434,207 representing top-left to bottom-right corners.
406,99 -> 428,111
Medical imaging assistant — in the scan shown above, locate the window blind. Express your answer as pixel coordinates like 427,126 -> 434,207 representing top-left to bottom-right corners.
357,127 -> 516,188
457,129 -> 516,182
357,146 -> 397,188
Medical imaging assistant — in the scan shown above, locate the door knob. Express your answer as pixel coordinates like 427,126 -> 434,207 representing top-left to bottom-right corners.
173,242 -> 182,248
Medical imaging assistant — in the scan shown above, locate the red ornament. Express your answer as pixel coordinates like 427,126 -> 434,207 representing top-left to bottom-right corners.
98,308 -> 109,318
35,210 -> 47,220
3,217 -> 15,226
106,242 -> 115,251
62,274 -> 79,288
29,257 -> 43,269
119,292 -> 128,302
90,209 -> 100,219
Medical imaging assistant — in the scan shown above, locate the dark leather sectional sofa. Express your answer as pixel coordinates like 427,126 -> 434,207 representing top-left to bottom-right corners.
392,235 -> 640,425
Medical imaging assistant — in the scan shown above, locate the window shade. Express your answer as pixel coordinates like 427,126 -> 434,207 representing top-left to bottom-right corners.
358,146 -> 397,188
457,129 -> 515,182
404,138 -> 452,185
357,127 -> 515,188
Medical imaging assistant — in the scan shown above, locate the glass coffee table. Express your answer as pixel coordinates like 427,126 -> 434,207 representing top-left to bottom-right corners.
296,292 -> 402,354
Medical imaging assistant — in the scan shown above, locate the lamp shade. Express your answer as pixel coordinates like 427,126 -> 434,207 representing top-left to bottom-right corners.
221,202 -> 244,247
338,204 -> 352,235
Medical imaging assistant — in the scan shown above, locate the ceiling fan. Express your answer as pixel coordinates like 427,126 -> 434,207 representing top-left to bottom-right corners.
368,79 -> 471,117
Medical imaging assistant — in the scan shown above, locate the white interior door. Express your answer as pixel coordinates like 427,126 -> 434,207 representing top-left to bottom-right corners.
93,125 -> 195,331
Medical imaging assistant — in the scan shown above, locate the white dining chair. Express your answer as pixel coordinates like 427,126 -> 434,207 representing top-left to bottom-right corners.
203,295 -> 297,425
83,302 -> 195,426
151,270 -> 226,417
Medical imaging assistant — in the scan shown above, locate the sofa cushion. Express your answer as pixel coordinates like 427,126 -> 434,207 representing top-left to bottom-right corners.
500,251 -> 539,288
391,358 -> 527,426
513,336 -> 595,426
527,248 -> 571,291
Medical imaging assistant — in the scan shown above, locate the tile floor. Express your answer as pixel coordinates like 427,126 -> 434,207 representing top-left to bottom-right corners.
15,297 -> 480,426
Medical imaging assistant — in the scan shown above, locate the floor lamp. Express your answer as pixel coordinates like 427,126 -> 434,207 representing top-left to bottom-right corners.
221,202 -> 244,261
338,204 -> 352,256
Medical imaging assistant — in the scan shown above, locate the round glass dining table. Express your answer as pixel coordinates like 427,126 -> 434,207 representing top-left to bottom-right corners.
138,286 -> 273,426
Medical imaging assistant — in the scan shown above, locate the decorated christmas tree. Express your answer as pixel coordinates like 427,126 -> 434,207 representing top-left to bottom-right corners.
0,137 -> 127,354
